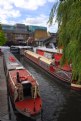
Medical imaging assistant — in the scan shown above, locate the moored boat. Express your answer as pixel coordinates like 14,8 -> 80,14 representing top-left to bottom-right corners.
10,45 -> 32,55
24,50 -> 81,91
71,83 -> 81,91
3,51 -> 42,118
24,50 -> 71,85
34,45 -> 62,59
0,46 -> 10,53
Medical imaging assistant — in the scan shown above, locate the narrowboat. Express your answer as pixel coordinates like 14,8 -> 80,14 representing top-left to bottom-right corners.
0,46 -> 10,53
33,44 -> 62,59
71,82 -> 81,91
3,51 -> 42,118
10,46 -> 32,55
24,50 -> 81,91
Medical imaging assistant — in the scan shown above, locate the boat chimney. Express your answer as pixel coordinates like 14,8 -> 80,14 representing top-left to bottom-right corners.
17,72 -> 20,83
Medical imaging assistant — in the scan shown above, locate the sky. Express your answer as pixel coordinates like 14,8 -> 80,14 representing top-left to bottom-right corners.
0,0 -> 58,33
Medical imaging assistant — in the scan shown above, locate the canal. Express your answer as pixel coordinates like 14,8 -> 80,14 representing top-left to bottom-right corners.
2,55 -> 81,121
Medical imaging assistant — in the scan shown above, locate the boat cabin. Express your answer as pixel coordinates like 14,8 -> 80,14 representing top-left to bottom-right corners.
8,69 -> 40,102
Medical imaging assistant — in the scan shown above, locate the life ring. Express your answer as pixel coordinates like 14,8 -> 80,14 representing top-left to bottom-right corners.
20,76 -> 28,81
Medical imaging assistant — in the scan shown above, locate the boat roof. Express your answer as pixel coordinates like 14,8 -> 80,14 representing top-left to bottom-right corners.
36,46 -> 58,53
25,50 -> 53,64
3,51 -> 24,70
0,46 -> 10,52
0,46 -> 10,49
26,50 -> 40,59
40,57 -> 52,65
9,69 -> 37,86
11,45 -> 32,49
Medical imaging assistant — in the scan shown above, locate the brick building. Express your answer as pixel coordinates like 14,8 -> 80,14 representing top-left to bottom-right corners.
2,24 -> 29,45
2,24 -> 56,46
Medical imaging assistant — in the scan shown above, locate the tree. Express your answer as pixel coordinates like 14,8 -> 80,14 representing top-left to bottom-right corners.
0,24 -> 7,46
48,0 -> 81,84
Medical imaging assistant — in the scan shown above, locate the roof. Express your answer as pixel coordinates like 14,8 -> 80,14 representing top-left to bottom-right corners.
4,51 -> 24,70
36,36 -> 56,44
40,57 -> 52,65
11,46 -> 32,49
25,50 -> 53,65
26,50 -> 40,59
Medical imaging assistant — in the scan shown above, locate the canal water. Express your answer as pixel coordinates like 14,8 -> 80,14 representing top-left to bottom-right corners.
8,55 -> 81,121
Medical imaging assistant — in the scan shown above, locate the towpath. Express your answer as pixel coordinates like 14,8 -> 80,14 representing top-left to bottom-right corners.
0,55 -> 10,121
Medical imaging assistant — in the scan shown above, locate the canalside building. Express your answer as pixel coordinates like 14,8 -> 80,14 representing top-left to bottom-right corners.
2,24 -> 29,45
2,24 -> 48,45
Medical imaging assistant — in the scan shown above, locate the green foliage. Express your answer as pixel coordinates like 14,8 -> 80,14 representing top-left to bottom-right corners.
0,24 -> 6,46
48,0 -> 81,83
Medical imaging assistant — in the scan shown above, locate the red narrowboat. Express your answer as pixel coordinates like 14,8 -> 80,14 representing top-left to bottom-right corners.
24,50 -> 81,91
3,51 -> 42,118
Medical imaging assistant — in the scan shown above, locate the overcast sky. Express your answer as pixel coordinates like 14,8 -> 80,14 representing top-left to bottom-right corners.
0,0 -> 58,33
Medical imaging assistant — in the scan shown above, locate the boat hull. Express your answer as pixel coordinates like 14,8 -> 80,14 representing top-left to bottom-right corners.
71,83 -> 81,91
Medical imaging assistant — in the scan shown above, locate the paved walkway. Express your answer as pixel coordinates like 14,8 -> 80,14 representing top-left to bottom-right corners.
0,55 -> 10,121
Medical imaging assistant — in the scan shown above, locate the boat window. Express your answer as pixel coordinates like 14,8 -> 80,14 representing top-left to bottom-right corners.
22,83 -> 32,98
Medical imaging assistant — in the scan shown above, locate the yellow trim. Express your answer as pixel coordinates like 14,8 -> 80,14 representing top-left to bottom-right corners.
40,57 -> 52,65
25,50 -> 53,65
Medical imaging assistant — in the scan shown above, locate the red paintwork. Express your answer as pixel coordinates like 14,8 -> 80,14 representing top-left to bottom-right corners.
54,53 -> 62,61
61,64 -> 72,71
9,56 -> 16,62
15,97 -> 42,115
37,50 -> 44,56
9,69 -> 36,86
54,54 -> 72,71
50,65 -> 55,72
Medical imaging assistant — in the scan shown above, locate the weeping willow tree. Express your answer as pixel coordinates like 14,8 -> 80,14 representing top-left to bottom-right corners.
0,24 -> 6,46
48,0 -> 81,84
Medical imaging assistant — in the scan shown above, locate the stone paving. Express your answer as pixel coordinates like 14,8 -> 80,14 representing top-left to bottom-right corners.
0,55 -> 10,121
